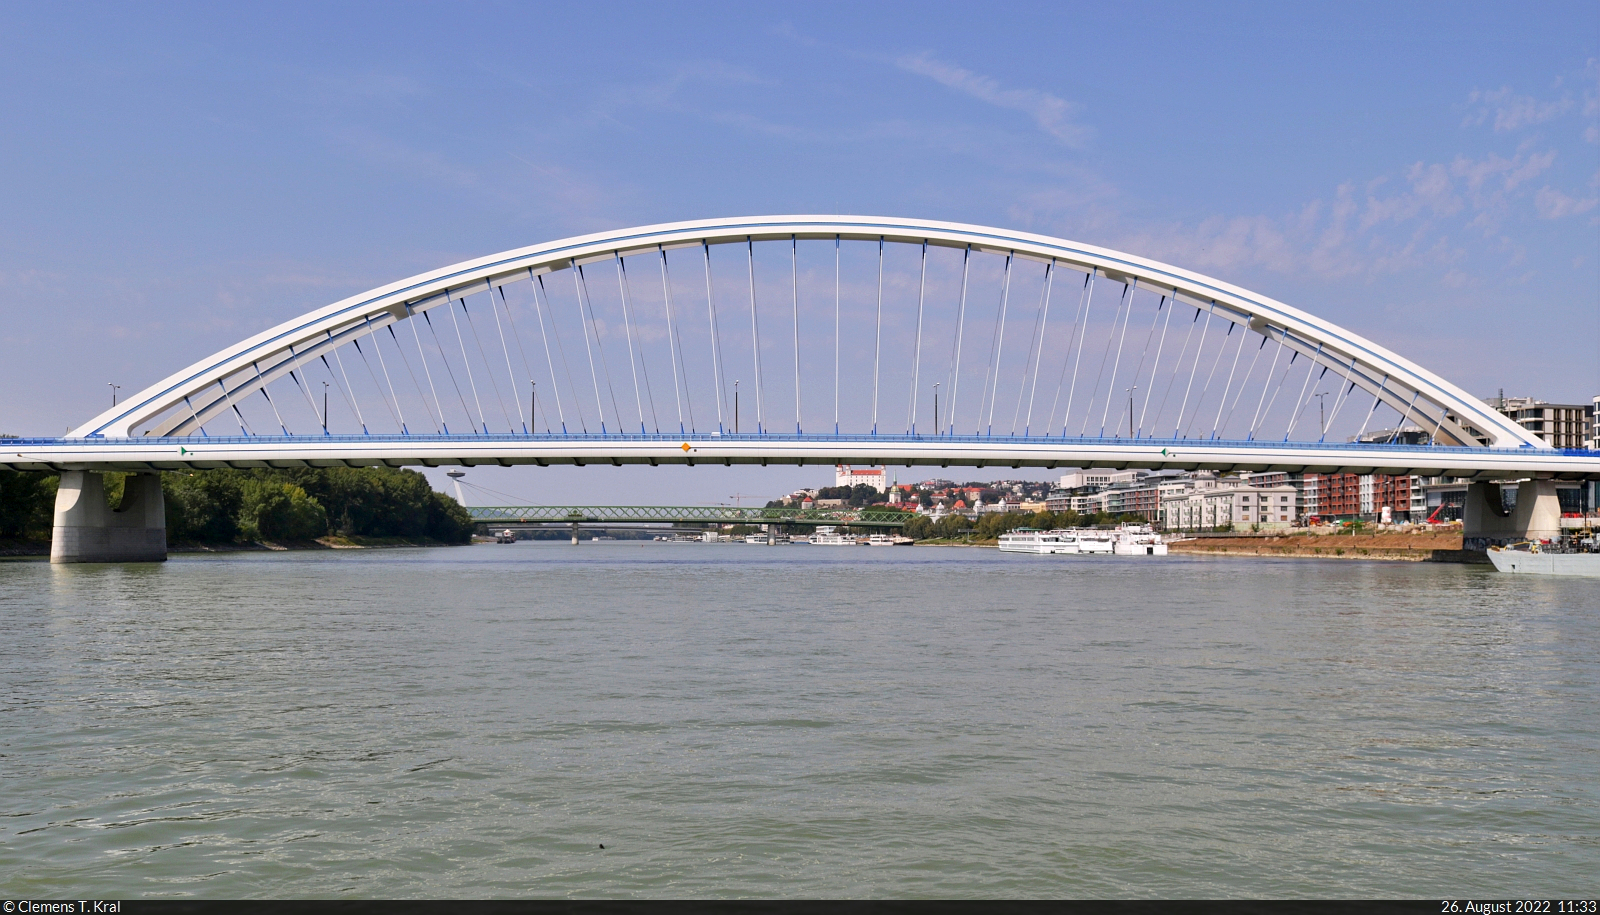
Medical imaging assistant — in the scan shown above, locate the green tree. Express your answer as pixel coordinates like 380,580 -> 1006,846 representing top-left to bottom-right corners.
163,471 -> 244,543
0,470 -> 57,540
236,479 -> 327,541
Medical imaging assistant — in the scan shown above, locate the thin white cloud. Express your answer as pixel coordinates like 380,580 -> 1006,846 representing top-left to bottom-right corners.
895,52 -> 1090,148
1463,86 -> 1573,132
1534,186 -> 1598,218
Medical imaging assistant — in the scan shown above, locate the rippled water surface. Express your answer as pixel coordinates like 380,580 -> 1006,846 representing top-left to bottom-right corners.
2,544 -> 1597,897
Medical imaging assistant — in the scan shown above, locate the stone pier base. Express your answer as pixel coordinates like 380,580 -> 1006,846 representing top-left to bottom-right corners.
50,471 -> 167,563
1462,479 -> 1560,550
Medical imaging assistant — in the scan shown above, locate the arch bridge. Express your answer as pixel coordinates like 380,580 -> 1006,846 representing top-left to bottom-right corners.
11,215 -> 1594,561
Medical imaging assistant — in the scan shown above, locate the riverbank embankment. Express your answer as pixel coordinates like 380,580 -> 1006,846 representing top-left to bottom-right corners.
1166,530 -> 1485,563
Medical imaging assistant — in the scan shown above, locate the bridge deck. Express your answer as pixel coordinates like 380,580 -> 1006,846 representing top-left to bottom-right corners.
5,432 -> 1598,479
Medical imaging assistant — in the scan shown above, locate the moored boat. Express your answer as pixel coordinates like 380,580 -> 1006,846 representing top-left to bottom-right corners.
1112,524 -> 1169,556
1487,537 -> 1600,577
809,525 -> 856,546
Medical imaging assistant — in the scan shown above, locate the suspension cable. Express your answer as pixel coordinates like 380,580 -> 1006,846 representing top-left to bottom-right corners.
792,235 -> 802,434
1017,260 -> 1056,438
1136,296 -> 1174,437
1248,334 -> 1294,440
1183,316 -> 1232,439
1011,259 -> 1053,436
322,349 -> 367,435
257,388 -> 285,435
361,318 -> 409,433
216,378 -> 250,435
1355,373 -> 1391,442
704,241 -> 727,432
871,237 -> 884,436
1321,356 -> 1361,441
445,293 -> 490,434
487,286 -> 526,434
1061,270 -> 1099,436
460,297 -> 514,433
352,336 -> 403,433
1244,329 -> 1288,439
1081,277 -> 1128,437
489,287 -> 528,435
1285,364 -> 1331,442
1389,389 -> 1422,443
1097,280 -> 1138,438
907,240 -> 928,434
946,245 -> 971,437
250,361 -> 289,434
285,342 -> 327,433
328,346 -> 368,435
387,324 -> 440,433
532,274 -> 578,433
657,248 -> 690,434
745,238 -> 765,434
982,253 -> 1014,436
422,310 -> 473,433
1281,343 -> 1324,441
1049,270 -> 1093,436
1209,331 -> 1260,441
573,264 -> 619,434
1156,307 -> 1202,438
615,254 -> 656,433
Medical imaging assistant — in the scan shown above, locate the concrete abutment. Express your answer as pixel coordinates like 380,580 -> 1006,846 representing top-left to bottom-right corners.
50,470 -> 167,563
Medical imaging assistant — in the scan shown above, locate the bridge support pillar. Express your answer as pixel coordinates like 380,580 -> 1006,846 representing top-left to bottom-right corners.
51,471 -> 167,564
766,525 -> 775,546
1462,480 -> 1560,550
570,521 -> 579,545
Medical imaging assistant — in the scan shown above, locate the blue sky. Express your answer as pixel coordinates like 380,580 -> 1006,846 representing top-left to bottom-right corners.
2,2 -> 1596,503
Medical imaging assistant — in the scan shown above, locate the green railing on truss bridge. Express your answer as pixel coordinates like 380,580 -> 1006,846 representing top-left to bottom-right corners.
465,505 -> 913,528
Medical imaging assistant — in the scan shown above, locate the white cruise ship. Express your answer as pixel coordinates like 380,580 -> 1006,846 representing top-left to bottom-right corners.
998,529 -> 1077,554
998,527 -> 1164,556
809,525 -> 857,546
1111,524 -> 1169,556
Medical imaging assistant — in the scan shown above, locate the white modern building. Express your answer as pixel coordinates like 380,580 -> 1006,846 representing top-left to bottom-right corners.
1059,468 -> 1145,490
1160,481 -> 1298,531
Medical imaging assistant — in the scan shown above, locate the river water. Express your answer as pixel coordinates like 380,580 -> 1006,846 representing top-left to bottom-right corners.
2,544 -> 1596,898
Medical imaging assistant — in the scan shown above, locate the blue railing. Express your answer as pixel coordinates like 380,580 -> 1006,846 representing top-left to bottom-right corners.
8,431 -> 1595,458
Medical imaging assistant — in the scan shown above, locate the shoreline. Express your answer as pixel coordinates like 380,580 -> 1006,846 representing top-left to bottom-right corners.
0,536 -> 463,559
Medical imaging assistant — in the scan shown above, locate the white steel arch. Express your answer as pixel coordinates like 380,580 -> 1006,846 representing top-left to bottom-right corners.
71,215 -> 1541,449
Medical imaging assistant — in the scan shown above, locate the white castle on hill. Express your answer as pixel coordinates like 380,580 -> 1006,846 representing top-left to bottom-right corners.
835,465 -> 887,493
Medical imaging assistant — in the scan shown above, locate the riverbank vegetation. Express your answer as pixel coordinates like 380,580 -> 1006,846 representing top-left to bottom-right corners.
900,508 -> 1141,543
0,466 -> 472,549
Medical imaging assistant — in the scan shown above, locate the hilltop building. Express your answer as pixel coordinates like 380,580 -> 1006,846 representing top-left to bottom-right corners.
834,465 -> 887,493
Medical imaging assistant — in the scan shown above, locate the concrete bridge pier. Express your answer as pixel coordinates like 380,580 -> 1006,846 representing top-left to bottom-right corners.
570,521 -> 580,545
51,471 -> 167,563
1462,479 -> 1561,550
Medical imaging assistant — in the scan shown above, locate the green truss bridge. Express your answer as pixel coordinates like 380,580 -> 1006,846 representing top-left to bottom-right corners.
466,505 -> 913,528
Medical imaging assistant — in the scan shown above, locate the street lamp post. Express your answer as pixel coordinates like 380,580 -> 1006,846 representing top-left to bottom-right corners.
529,380 -> 536,433
1313,390 -> 1331,439
734,380 -> 740,434
1126,385 -> 1137,438
933,383 -> 941,437
108,383 -> 120,407
322,382 -> 330,434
